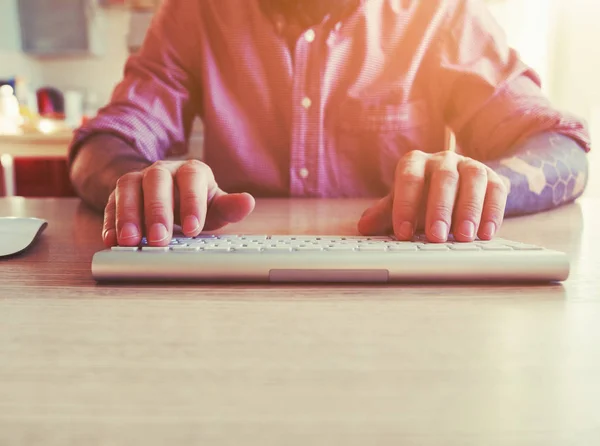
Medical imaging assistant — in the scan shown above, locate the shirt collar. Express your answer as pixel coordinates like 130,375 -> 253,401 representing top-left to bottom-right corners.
258,0 -> 362,30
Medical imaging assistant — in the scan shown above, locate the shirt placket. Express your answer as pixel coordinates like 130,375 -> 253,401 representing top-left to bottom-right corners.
289,27 -> 322,197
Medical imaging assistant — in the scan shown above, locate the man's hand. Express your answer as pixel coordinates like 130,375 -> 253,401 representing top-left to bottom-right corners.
102,160 -> 255,247
358,151 -> 508,243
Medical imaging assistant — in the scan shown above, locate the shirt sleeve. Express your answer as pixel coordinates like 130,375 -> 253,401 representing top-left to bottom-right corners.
437,0 -> 591,160
68,0 -> 201,165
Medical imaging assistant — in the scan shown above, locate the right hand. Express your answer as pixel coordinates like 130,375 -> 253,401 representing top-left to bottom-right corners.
102,160 -> 255,247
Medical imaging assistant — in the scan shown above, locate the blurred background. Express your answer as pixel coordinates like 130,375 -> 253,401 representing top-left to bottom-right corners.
0,0 -> 598,197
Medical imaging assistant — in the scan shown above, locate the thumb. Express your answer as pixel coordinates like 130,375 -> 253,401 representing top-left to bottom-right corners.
357,194 -> 393,236
203,192 -> 256,231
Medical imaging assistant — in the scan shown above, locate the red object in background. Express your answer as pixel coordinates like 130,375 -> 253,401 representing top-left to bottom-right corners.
37,88 -> 65,120
11,87 -> 74,197
14,159 -> 76,197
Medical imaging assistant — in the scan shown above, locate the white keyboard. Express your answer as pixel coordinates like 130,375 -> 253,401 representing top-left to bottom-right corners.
92,234 -> 570,283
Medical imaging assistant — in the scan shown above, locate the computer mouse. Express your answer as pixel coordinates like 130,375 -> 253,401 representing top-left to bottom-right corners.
0,217 -> 48,258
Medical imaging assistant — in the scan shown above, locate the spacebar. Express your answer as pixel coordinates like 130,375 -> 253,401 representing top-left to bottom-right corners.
269,269 -> 389,283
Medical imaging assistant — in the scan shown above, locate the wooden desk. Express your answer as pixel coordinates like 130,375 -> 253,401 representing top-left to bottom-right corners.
1,198 -> 599,445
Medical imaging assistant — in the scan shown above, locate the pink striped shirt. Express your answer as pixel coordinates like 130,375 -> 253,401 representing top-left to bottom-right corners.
70,0 -> 590,198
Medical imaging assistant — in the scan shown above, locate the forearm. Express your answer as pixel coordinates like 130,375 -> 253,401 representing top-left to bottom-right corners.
486,132 -> 589,217
69,134 -> 152,212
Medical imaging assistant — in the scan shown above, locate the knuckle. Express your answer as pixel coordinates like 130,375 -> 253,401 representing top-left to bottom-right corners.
185,158 -> 206,168
402,150 -> 425,163
393,201 -> 418,216
179,189 -> 202,205
431,203 -> 454,219
484,203 -> 506,221
116,172 -> 142,189
178,159 -> 210,176
434,151 -> 458,163
151,160 -> 169,169
488,178 -> 509,196
434,168 -> 460,185
145,199 -> 168,220
396,170 -> 424,186
144,164 -> 171,182
459,202 -> 483,218
396,158 -> 425,183
441,150 -> 459,160
118,202 -> 140,218
460,163 -> 488,180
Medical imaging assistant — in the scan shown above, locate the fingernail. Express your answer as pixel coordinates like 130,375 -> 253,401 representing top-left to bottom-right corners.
183,215 -> 200,234
148,223 -> 168,243
481,222 -> 497,239
397,221 -> 414,240
103,228 -> 115,241
119,223 -> 140,240
457,221 -> 476,240
430,220 -> 449,241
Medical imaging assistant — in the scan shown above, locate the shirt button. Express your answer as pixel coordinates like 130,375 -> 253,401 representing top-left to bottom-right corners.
299,168 -> 310,179
301,97 -> 312,109
304,29 -> 316,43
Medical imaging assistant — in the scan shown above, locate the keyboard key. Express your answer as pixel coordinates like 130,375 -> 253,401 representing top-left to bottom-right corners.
233,246 -> 264,252
238,236 -> 268,242
111,246 -> 139,252
171,245 -> 201,252
418,244 -> 451,251
358,245 -> 388,252
202,246 -> 232,252
325,245 -> 357,251
387,244 -> 418,252
449,244 -> 481,251
511,244 -> 544,251
141,247 -> 171,252
183,238 -> 209,244
295,245 -> 324,251
479,244 -> 513,251
205,242 -> 236,247
264,246 -> 293,252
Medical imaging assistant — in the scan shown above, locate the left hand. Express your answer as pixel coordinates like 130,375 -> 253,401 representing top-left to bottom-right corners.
358,150 -> 508,243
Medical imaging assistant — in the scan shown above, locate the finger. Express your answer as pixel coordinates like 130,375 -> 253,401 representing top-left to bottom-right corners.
425,152 -> 460,242
142,163 -> 175,246
453,159 -> 488,242
102,191 -> 118,247
203,192 -> 256,232
357,195 -> 393,236
174,160 -> 213,237
115,172 -> 144,247
478,170 -> 508,240
392,150 -> 428,240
